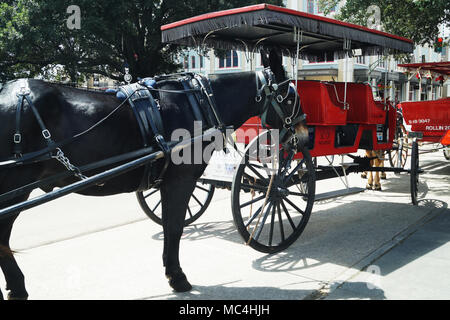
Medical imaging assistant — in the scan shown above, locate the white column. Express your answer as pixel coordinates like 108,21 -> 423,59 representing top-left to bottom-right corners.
405,80 -> 410,101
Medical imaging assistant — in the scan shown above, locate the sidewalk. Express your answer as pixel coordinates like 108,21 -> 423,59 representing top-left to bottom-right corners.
325,206 -> 450,300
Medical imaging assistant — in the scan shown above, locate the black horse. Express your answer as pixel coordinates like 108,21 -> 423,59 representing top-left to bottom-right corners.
0,50 -> 308,299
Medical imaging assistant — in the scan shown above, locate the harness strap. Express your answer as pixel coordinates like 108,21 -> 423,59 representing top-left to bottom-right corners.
13,95 -> 25,157
194,74 -> 223,129
119,85 -> 150,146
118,83 -> 171,190
13,88 -> 55,158
180,78 -> 206,126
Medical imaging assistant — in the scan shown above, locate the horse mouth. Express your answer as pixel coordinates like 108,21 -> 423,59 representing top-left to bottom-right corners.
294,123 -> 309,146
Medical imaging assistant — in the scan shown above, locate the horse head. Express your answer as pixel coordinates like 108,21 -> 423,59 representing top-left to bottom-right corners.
260,49 -> 309,148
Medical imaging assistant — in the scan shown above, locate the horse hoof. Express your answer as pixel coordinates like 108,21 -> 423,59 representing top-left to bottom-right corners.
381,175 -> 387,180
366,183 -> 372,190
361,173 -> 367,179
7,292 -> 29,300
167,271 -> 192,292
373,185 -> 382,191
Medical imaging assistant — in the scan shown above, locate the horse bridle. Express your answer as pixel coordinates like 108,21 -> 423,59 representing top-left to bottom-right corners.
256,69 -> 306,145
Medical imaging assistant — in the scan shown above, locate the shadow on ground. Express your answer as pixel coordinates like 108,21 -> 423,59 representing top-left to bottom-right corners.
141,280 -> 386,300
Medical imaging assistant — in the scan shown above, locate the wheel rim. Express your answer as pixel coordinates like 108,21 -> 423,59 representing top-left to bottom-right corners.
410,141 -> 419,205
444,148 -> 450,160
231,131 -> 315,253
136,182 -> 215,226
389,137 -> 409,169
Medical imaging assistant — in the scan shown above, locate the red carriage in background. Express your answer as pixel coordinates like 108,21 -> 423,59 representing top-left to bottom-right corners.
397,62 -> 450,160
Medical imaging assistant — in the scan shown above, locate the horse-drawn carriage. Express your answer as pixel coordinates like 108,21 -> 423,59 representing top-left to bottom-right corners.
396,62 -> 450,160
0,4 -> 420,298
137,4 -> 420,252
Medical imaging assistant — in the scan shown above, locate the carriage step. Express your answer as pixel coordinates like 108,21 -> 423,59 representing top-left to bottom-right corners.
315,187 -> 366,201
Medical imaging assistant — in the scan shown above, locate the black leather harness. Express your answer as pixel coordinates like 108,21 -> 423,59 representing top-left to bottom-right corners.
117,73 -> 221,190
13,86 -> 55,159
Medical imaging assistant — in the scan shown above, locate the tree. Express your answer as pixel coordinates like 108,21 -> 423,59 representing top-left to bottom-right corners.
318,0 -> 450,46
0,0 -> 284,82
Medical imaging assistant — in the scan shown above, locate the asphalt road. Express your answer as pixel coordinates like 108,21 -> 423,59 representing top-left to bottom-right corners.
1,148 -> 449,300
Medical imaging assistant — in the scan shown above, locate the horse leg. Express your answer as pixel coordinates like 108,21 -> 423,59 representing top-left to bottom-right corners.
160,175 -> 196,292
366,151 -> 374,189
380,151 -> 387,180
373,151 -> 382,191
361,150 -> 371,179
0,195 -> 30,300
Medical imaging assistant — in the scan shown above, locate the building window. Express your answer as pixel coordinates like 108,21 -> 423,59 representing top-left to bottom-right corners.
191,56 -> 196,69
219,50 -> 239,68
307,0 -> 315,14
356,55 -> 366,64
200,56 -> 204,69
183,56 -> 189,69
308,52 -> 334,63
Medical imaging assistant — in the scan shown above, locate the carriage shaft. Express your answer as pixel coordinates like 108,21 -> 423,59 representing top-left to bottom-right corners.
0,128 -> 221,220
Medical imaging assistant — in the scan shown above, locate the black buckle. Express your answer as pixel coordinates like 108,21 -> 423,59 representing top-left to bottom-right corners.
13,133 -> 22,144
42,129 -> 51,140
155,135 -> 170,155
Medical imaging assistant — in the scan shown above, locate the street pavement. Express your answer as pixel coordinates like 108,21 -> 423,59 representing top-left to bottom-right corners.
0,148 -> 449,300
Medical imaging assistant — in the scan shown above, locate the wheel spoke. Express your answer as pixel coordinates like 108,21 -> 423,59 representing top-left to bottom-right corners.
196,185 -> 210,193
191,194 -> 204,207
268,204 -> 276,247
152,199 -> 161,212
280,199 -> 296,230
187,206 -> 193,218
253,203 -> 273,242
282,196 -> 305,215
286,190 -> 307,197
277,203 -> 285,242
240,194 -> 266,209
240,183 -> 269,193
247,163 -> 268,181
283,159 -> 305,183
244,206 -> 263,228
243,172 -> 268,187
144,189 -> 159,199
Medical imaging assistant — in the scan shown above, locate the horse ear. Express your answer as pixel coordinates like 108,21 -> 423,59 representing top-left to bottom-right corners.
268,49 -> 286,83
260,49 -> 270,68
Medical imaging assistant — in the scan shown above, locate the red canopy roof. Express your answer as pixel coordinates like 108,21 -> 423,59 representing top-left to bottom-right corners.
398,62 -> 450,76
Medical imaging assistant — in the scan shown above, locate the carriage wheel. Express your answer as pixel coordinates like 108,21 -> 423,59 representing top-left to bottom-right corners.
136,182 -> 215,226
410,140 -> 419,206
231,130 -> 315,254
444,147 -> 450,160
388,136 -> 409,169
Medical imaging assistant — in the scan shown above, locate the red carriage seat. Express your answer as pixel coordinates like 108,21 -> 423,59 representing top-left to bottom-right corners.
326,82 -> 387,124
296,81 -> 347,125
